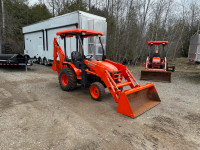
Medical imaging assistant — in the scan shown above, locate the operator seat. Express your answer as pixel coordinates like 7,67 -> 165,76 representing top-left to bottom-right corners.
150,53 -> 161,63
71,51 -> 82,69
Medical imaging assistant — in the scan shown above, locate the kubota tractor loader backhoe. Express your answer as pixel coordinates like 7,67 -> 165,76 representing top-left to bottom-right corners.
52,29 -> 161,118
141,41 -> 175,82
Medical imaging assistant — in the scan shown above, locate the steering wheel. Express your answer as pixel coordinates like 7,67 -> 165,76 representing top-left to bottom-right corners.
85,55 -> 93,59
71,51 -> 82,62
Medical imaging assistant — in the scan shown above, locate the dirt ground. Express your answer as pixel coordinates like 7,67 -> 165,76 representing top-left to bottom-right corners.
0,58 -> 199,150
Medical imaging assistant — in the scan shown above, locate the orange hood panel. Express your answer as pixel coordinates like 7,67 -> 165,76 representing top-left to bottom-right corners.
92,61 -> 119,72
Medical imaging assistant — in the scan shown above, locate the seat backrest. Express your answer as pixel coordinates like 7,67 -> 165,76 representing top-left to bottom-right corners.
71,51 -> 82,62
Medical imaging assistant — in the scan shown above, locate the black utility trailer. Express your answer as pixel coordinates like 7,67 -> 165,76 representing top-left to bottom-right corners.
0,54 -> 32,71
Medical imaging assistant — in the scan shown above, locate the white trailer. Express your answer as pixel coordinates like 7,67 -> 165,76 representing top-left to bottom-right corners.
188,34 -> 200,62
23,11 -> 107,65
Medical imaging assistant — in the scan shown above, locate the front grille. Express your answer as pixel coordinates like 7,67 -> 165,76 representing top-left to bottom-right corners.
109,71 -> 120,83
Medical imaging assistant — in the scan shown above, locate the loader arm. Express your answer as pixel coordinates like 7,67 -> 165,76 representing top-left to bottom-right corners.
85,60 -> 121,101
85,59 -> 140,102
105,59 -> 140,87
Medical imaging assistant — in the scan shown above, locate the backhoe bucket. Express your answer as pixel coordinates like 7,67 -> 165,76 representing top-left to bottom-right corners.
141,70 -> 171,82
117,84 -> 160,118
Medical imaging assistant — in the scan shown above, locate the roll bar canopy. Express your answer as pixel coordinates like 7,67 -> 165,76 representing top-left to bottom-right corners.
56,29 -> 104,38
148,41 -> 168,46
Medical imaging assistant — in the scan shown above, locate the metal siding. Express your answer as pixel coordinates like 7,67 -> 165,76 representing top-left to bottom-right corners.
188,34 -> 200,61
196,45 -> 200,62
23,12 -> 79,33
46,26 -> 77,60
24,32 -> 43,58
82,17 -> 107,58
79,11 -> 106,21
80,15 -> 89,56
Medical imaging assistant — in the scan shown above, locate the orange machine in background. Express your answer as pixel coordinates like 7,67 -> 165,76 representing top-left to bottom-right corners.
141,41 -> 175,82
52,29 -> 161,118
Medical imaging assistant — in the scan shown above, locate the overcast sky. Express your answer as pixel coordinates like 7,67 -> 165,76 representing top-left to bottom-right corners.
29,0 -> 39,6
28,0 -> 200,7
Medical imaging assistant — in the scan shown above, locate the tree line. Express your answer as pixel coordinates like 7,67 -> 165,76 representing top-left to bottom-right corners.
0,0 -> 200,64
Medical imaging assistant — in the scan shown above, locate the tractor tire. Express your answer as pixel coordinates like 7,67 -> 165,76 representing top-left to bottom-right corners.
59,68 -> 77,91
89,82 -> 105,101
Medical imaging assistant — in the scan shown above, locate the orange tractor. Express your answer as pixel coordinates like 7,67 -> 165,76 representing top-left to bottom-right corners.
141,41 -> 175,82
52,29 -> 161,118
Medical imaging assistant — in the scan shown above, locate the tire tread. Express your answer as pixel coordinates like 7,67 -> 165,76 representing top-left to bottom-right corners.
59,68 -> 77,91
90,82 -> 105,101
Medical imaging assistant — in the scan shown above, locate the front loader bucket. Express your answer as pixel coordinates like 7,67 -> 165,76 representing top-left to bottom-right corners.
141,70 -> 171,82
117,84 -> 160,118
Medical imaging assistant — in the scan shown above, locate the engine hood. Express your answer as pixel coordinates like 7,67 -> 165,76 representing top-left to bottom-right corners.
92,61 -> 118,72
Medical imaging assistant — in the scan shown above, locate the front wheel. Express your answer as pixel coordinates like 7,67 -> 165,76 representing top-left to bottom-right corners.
89,82 -> 105,101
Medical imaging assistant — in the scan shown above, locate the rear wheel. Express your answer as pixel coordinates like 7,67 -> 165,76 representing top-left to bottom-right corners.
89,82 -> 105,101
59,68 -> 77,91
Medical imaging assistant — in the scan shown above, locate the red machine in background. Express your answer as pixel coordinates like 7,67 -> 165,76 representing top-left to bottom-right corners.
141,41 -> 175,82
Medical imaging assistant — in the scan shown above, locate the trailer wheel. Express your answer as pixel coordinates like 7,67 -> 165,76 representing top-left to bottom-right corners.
39,58 -> 43,65
43,58 -> 48,66
38,58 -> 43,64
59,68 -> 77,91
89,82 -> 105,101
37,58 -> 41,64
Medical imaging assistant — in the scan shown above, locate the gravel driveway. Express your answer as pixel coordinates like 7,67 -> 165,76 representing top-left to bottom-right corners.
0,58 -> 199,150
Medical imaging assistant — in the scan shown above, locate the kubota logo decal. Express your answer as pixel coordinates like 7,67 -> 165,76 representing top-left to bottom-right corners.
88,63 -> 95,67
